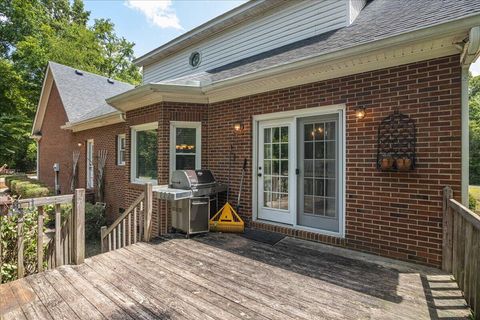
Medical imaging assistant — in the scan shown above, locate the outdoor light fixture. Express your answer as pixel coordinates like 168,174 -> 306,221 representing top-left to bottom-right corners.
77,142 -> 83,147
233,122 -> 244,132
355,106 -> 366,119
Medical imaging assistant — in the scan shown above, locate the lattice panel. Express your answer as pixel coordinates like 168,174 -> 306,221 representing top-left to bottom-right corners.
376,111 -> 416,171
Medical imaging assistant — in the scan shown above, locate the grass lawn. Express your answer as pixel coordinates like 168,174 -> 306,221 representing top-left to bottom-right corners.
469,185 -> 480,212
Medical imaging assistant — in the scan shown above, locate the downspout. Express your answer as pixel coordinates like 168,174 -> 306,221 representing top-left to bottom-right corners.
460,26 -> 480,205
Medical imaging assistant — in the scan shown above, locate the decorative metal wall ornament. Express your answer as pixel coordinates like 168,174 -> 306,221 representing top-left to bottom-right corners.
376,110 -> 416,171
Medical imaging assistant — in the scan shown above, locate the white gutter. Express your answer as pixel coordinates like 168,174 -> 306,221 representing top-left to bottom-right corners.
461,26 -> 480,205
61,111 -> 123,131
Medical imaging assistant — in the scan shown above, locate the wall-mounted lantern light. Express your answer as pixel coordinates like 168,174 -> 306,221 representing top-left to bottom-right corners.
355,106 -> 366,120
233,122 -> 244,133
77,142 -> 83,147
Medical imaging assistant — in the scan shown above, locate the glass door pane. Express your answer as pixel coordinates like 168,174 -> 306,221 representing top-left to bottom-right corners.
263,126 -> 289,210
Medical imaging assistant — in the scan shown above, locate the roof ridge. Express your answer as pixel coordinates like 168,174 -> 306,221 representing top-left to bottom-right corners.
48,61 -> 134,86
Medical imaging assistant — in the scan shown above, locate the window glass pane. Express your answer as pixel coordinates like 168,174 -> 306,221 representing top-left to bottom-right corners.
264,192 -> 271,208
264,144 -> 272,159
326,160 -> 335,178
325,179 -> 336,197
304,196 -> 313,214
314,142 -> 324,159
304,142 -> 313,159
176,155 -> 195,170
280,127 -> 288,143
280,144 -> 288,159
314,197 -> 325,216
279,194 -> 288,210
314,160 -> 325,178
272,176 -> 280,193
264,128 -> 271,143
325,122 -> 336,140
136,129 -> 157,180
272,193 -> 279,209
264,160 -> 272,175
314,123 -> 324,141
272,144 -> 279,159
176,128 -> 196,153
272,127 -> 280,143
272,160 -> 279,175
314,179 -> 324,197
280,160 -> 288,176
304,124 -> 314,141
280,177 -> 288,193
304,178 -> 313,195
326,198 -> 336,217
264,176 -> 271,192
325,141 -> 335,160
304,160 -> 313,177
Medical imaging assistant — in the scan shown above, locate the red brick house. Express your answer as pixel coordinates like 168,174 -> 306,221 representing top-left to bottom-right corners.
33,0 -> 480,267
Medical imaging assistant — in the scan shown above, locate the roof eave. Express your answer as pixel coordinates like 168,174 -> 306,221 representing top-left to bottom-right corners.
61,111 -> 124,132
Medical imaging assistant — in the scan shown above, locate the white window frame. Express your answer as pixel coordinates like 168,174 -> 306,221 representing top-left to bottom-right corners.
252,104 -> 346,238
130,122 -> 158,185
86,139 -> 94,189
169,121 -> 202,178
117,134 -> 126,166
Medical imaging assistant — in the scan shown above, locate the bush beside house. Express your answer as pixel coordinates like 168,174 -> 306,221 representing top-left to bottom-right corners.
5,175 -> 52,198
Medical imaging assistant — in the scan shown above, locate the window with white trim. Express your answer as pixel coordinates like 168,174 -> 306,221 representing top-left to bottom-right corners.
170,121 -> 201,175
117,134 -> 126,165
131,123 -> 158,184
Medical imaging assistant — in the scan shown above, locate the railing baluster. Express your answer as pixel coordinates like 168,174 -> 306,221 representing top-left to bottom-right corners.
37,206 -> 44,272
55,203 -> 62,267
122,219 -> 126,248
134,207 -> 138,244
128,213 -> 132,246
108,233 -> 112,251
113,227 -> 117,250
101,226 -> 107,253
17,212 -> 24,278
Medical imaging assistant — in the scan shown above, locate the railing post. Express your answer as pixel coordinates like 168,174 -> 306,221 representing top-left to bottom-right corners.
100,226 -> 107,253
144,183 -> 153,242
442,186 -> 454,272
37,206 -> 44,272
73,188 -> 85,265
17,212 -> 24,278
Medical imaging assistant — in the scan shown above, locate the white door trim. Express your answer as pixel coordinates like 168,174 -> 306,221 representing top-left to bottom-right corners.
252,104 -> 346,238
86,139 -> 94,190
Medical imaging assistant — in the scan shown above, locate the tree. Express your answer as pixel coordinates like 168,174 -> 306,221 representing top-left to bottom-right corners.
0,0 -> 141,171
470,72 -> 480,185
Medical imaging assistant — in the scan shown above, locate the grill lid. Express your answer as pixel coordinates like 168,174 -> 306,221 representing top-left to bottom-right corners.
171,170 -> 216,189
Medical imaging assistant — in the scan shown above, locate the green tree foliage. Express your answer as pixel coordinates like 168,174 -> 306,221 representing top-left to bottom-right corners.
0,0 -> 141,171
470,73 -> 480,185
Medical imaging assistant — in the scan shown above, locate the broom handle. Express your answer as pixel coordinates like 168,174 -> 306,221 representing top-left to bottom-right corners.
236,159 -> 247,213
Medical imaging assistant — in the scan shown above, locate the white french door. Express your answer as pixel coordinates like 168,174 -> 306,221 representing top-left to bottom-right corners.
86,139 -> 94,189
257,119 -> 295,224
255,107 -> 345,236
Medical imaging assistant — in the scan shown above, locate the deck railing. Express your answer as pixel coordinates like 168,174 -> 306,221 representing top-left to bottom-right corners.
100,183 -> 152,253
0,189 -> 85,283
443,186 -> 480,318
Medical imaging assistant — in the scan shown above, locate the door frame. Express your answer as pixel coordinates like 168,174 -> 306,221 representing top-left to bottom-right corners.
252,104 -> 346,238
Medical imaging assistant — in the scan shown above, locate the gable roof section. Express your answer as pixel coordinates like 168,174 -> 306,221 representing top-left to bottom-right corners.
32,62 -> 134,134
167,0 -> 480,84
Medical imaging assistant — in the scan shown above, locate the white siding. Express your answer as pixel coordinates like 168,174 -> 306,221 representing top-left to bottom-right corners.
348,0 -> 366,25
143,0 -> 348,83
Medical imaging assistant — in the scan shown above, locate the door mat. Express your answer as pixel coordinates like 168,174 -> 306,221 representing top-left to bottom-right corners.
239,229 -> 286,246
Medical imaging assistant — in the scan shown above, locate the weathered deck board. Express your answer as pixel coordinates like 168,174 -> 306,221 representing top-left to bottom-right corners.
0,233 -> 471,320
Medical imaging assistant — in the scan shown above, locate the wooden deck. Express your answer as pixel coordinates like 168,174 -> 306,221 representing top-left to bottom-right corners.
0,233 -> 471,320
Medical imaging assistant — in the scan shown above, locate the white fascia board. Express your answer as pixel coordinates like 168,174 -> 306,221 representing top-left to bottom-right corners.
31,64 -> 54,136
61,111 -> 124,132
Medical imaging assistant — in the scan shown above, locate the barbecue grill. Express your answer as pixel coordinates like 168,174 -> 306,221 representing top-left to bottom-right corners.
154,169 -> 227,236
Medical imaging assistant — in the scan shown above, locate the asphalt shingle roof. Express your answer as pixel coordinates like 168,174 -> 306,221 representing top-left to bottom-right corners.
49,62 -> 134,123
164,0 -> 480,85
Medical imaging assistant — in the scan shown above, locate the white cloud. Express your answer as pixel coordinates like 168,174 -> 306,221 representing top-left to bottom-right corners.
125,0 -> 183,30
471,59 -> 480,77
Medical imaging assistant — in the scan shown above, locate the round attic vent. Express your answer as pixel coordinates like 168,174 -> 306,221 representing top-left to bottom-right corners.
189,51 -> 201,68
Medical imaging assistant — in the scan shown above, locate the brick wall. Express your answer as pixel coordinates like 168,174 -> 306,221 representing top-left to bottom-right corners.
38,83 -> 74,195
38,82 -> 126,222
40,54 -> 462,267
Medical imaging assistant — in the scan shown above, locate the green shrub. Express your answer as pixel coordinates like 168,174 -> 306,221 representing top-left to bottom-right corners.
16,182 -> 36,195
85,203 -> 106,240
23,187 -> 50,198
1,208 -> 44,283
5,175 -> 26,188
469,193 -> 477,211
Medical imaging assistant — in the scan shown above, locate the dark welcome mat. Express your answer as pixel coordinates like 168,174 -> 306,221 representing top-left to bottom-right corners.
239,228 -> 286,246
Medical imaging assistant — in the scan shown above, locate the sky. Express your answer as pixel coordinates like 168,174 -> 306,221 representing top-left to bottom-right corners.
83,0 -> 247,59
82,0 -> 480,74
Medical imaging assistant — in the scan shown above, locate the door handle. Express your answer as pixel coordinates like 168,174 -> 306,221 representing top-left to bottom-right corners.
258,173 -> 262,177
295,168 -> 300,175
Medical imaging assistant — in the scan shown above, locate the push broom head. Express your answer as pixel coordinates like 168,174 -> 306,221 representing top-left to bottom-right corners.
209,202 -> 245,233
